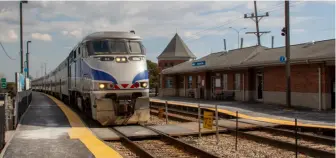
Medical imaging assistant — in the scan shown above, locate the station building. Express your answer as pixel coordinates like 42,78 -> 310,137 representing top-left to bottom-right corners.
157,35 -> 335,110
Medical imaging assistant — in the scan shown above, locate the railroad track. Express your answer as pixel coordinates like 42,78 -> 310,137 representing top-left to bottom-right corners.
150,105 -> 335,158
109,126 -> 220,158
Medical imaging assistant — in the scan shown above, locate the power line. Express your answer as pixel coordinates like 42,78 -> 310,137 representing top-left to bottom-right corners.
244,1 -> 271,45
0,41 -> 17,60
185,1 -> 306,43
184,2 -> 290,42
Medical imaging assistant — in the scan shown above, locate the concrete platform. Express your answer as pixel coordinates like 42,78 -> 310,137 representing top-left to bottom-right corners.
0,92 -> 123,158
214,119 -> 259,130
0,92 -> 93,158
150,97 -> 336,129
90,128 -> 120,141
113,125 -> 159,139
232,118 -> 278,127
150,122 -> 227,136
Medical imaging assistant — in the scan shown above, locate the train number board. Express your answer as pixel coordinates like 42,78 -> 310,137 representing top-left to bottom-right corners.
192,61 -> 206,67
203,111 -> 213,130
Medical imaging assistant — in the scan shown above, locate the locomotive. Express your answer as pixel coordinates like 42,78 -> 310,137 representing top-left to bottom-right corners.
31,31 -> 150,126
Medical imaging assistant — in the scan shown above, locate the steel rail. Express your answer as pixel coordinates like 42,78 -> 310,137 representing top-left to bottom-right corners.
109,128 -> 155,158
141,125 -> 220,158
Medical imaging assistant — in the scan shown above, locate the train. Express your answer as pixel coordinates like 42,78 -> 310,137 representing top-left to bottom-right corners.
31,31 -> 150,126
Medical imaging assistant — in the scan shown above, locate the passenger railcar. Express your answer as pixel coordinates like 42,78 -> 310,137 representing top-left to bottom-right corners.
31,31 -> 150,126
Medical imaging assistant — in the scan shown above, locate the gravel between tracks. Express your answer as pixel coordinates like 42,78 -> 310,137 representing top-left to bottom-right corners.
178,134 -> 314,158
248,131 -> 335,153
106,141 -> 139,158
145,115 -> 182,125
134,139 -> 198,158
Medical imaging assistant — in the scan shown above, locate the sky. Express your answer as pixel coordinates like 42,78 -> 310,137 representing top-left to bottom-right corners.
0,0 -> 335,81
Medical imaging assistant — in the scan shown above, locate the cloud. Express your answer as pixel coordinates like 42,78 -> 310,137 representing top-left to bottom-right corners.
0,29 -> 17,42
31,33 -> 52,41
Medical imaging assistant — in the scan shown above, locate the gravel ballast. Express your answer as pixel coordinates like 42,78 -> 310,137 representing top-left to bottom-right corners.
106,141 -> 139,158
178,134 -> 314,158
134,139 -> 198,158
248,131 -> 335,153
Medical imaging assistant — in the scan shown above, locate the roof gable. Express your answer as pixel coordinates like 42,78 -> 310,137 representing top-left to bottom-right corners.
157,33 -> 196,59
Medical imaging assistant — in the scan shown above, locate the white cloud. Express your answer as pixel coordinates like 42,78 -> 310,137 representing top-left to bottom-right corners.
0,29 -> 17,42
31,33 -> 52,41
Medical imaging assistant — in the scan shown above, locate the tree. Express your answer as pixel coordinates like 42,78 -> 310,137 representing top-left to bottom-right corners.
146,60 -> 159,89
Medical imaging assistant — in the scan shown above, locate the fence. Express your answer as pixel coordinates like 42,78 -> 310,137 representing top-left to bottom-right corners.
0,93 -> 6,151
14,90 -> 32,127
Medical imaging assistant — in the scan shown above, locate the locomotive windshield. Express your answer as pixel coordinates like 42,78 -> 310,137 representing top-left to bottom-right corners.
87,39 -> 144,55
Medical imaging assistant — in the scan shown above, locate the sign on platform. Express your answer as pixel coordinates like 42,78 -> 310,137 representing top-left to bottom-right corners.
279,56 -> 286,63
1,78 -> 6,89
192,61 -> 206,66
203,111 -> 213,129
158,108 -> 164,119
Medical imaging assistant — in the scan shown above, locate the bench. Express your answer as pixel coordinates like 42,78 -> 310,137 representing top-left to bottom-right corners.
215,91 -> 235,100
188,90 -> 195,98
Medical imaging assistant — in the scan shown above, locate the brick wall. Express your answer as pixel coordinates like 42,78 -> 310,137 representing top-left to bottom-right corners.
158,60 -> 188,71
263,64 -> 328,93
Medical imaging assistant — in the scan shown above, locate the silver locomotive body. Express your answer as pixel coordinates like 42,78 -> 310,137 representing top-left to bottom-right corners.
31,31 -> 150,126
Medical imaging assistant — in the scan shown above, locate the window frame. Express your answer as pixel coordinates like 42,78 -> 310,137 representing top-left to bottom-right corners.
188,76 -> 192,89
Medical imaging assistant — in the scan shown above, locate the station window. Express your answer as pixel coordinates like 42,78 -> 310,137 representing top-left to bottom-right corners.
234,73 -> 240,90
188,76 -> 192,89
165,77 -> 173,88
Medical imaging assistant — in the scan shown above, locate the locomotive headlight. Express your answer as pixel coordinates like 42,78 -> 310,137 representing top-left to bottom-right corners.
99,83 -> 105,89
116,57 -> 121,62
141,82 -> 148,88
121,57 -> 126,62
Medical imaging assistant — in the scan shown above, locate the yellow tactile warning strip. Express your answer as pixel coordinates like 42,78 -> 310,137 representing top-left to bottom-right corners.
150,99 -> 336,130
46,94 -> 123,158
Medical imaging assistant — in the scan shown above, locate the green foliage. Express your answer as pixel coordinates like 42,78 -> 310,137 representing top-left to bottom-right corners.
147,60 -> 159,89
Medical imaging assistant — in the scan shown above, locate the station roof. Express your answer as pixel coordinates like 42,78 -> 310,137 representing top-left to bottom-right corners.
162,39 -> 335,75
157,33 -> 196,60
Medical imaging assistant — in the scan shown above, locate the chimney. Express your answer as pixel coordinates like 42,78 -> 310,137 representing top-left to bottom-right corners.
223,39 -> 227,51
271,36 -> 274,48
240,38 -> 244,48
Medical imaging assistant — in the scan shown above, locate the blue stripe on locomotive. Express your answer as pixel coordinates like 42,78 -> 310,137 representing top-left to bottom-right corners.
132,70 -> 149,84
81,59 -> 149,84
81,60 -> 118,84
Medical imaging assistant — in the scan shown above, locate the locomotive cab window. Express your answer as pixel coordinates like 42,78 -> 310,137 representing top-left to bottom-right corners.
128,41 -> 142,54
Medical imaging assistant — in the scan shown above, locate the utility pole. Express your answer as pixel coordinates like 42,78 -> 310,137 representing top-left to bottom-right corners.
40,64 -> 43,77
26,40 -> 31,78
44,63 -> 47,75
19,0 -> 28,74
244,0 -> 270,45
285,0 -> 291,108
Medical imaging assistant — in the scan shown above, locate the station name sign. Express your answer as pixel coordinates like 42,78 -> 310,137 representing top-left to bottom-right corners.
192,61 -> 206,66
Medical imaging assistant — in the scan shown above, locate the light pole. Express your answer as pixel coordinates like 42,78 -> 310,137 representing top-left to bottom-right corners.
229,27 -> 247,49
26,40 -> 31,78
20,0 -> 28,74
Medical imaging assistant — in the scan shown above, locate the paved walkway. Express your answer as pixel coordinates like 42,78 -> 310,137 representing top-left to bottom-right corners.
151,97 -> 335,127
1,92 -> 94,158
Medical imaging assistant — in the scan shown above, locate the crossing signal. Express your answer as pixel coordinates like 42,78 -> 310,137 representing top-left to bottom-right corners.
281,27 -> 286,36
